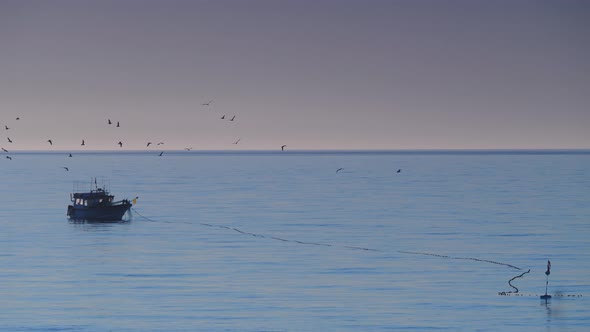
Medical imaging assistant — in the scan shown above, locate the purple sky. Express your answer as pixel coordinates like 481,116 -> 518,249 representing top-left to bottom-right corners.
1,0 -> 589,150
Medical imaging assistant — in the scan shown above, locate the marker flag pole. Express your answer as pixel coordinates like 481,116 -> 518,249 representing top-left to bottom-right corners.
541,260 -> 552,300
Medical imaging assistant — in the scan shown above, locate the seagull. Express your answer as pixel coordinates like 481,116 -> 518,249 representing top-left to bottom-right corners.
4,125 -> 9,130
158,151 -> 164,156
230,115 -> 236,121
233,138 -> 241,145
281,145 -> 287,151
81,139 -> 85,146
118,141 -> 123,148
397,169 -> 401,173
1,148 -> 7,152
336,168 -> 344,173
6,156 -> 11,160
47,139 -> 53,146
108,119 -> 112,125
116,121 -> 120,127
63,167 -> 69,171
146,142 -> 152,147
7,137 -> 12,143
221,115 -> 225,119
202,100 -> 213,106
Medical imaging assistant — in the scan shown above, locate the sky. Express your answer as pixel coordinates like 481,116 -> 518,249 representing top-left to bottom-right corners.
1,0 -> 589,150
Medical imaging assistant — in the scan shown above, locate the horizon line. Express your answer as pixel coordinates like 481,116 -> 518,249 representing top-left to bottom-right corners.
4,148 -> 590,154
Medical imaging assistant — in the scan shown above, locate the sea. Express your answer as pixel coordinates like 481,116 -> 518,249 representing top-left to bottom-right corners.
1,150 -> 589,332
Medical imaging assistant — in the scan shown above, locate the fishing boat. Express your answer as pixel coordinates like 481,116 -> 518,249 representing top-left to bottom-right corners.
67,179 -> 132,221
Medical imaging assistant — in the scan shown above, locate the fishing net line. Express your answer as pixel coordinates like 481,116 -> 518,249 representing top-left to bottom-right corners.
132,208 -> 560,296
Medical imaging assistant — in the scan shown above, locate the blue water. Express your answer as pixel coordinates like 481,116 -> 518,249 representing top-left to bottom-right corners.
1,150 -> 589,331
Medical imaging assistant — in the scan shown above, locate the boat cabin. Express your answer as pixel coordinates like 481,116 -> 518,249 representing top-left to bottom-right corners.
71,188 -> 115,207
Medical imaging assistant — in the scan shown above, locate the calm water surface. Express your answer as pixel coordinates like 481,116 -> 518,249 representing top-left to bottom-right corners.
1,151 -> 589,331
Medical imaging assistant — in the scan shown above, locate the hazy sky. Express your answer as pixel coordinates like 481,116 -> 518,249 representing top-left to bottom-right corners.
1,0 -> 589,150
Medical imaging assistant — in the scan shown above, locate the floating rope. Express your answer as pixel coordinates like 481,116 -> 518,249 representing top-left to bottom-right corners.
130,208 -> 161,223
508,269 -> 530,293
397,251 -> 523,270
131,208 -> 532,293
497,269 -> 531,295
130,209 -> 588,298
497,293 -> 583,297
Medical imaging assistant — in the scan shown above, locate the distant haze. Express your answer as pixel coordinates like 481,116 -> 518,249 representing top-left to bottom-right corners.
1,0 -> 589,150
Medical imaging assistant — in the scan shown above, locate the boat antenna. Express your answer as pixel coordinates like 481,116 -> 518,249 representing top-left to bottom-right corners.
541,260 -> 552,301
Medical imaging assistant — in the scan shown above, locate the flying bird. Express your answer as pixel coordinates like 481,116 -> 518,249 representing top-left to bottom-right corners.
1,148 -> 7,152
16,117 -> 19,120
81,139 -> 85,146
6,156 -> 11,160
230,115 -> 236,121
118,141 -> 123,148
157,142 -> 164,146
281,145 -> 287,151
146,142 -> 152,147
47,139 -> 53,146
184,147 -> 192,151
7,137 -> 12,143
336,168 -> 344,173
202,100 -> 213,106
108,119 -> 112,125
69,153 -> 73,157
397,169 -> 401,173
116,121 -> 120,127
63,167 -> 69,171
158,151 -> 164,156
4,125 -> 9,130
233,139 -> 241,145
221,115 -> 225,119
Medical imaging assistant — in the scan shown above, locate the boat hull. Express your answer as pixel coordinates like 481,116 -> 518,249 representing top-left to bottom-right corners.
67,202 -> 132,221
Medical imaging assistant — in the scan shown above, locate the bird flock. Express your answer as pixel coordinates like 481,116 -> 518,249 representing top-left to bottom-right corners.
3,109 -> 403,175
3,116 -> 138,158
1,102 -> 290,165
3,116 -> 20,161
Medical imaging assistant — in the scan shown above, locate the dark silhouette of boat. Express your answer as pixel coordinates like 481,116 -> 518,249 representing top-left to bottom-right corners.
67,179 -> 132,221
